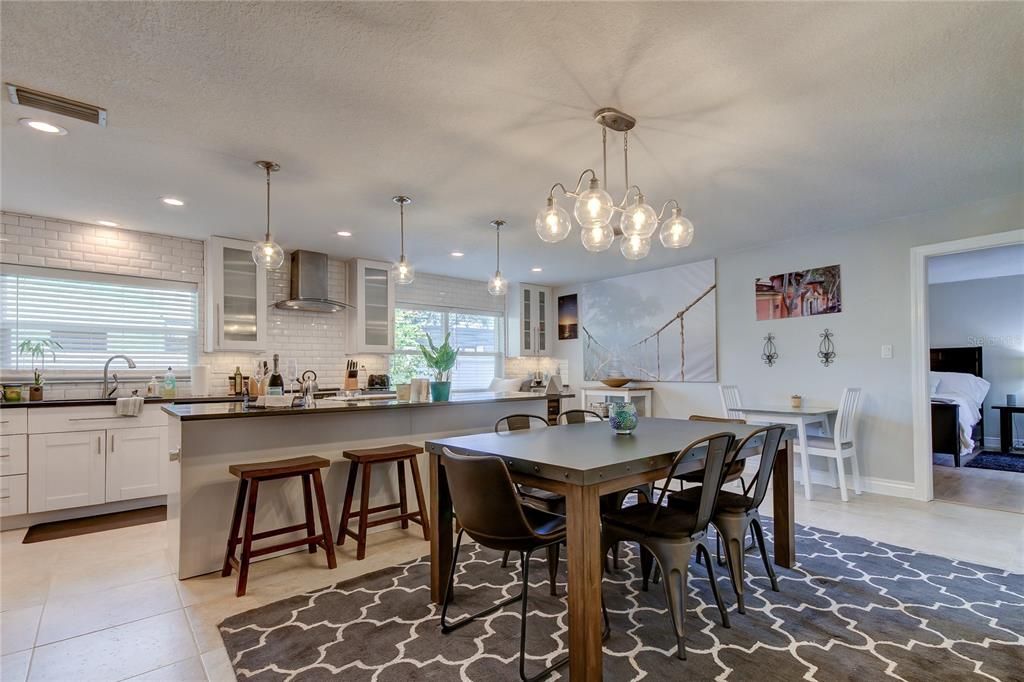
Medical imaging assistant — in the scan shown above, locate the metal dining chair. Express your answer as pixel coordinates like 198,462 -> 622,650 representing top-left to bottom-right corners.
668,425 -> 786,613
495,414 -> 564,569
602,432 -> 737,660
556,409 -> 603,424
439,448 -> 568,682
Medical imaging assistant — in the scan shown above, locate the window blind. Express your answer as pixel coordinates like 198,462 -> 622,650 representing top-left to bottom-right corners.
0,266 -> 198,371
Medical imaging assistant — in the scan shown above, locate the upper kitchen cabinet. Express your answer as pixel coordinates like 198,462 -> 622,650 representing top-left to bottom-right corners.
347,258 -> 394,353
505,282 -> 553,357
205,236 -> 268,352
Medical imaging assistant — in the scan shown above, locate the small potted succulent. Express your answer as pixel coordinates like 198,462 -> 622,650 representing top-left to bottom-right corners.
17,338 -> 63,402
790,394 -> 803,409
418,332 -> 459,402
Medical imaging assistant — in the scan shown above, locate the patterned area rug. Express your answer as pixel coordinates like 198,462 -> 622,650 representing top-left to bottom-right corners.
219,521 -> 1024,680
965,451 -> 1024,474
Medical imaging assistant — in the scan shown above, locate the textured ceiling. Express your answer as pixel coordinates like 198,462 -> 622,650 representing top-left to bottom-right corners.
2,2 -> 1021,285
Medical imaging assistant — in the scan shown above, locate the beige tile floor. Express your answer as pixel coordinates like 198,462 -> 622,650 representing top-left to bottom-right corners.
1,483 -> 1021,681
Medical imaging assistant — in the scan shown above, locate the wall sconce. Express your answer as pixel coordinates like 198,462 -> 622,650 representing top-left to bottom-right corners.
761,333 -> 779,367
818,328 -> 837,367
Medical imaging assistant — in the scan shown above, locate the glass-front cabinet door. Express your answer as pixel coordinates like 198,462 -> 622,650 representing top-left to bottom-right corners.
522,287 -> 532,353
347,259 -> 395,353
205,236 -> 268,352
536,288 -> 547,354
505,282 -> 553,357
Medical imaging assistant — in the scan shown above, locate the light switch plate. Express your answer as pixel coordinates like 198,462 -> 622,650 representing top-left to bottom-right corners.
881,344 -> 893,359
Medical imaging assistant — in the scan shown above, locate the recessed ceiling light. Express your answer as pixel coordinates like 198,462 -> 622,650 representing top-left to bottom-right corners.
531,267 -> 543,272
161,197 -> 185,206
18,118 -> 67,135
96,220 -> 119,227
336,231 -> 352,237
450,251 -> 465,257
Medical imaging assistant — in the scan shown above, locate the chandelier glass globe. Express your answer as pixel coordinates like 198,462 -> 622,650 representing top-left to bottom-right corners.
580,223 -> 614,252
252,240 -> 285,269
535,200 -> 572,243
392,256 -> 415,285
620,234 -> 651,260
573,178 -> 614,228
619,197 -> 658,239
487,271 -> 507,296
659,209 -> 694,248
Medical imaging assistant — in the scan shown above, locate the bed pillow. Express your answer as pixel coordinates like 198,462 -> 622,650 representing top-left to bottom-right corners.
928,373 -> 941,395
488,377 -> 523,394
931,371 -> 991,406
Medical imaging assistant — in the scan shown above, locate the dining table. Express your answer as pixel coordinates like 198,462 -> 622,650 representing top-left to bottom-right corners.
425,416 -> 798,681
738,405 -> 838,501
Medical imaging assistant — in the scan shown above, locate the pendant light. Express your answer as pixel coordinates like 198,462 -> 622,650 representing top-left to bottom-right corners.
252,161 -> 285,269
391,195 -> 415,285
487,219 -> 507,296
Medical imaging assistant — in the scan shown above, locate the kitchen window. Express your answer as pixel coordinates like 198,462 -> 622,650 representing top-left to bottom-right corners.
390,305 -> 504,391
0,265 -> 199,373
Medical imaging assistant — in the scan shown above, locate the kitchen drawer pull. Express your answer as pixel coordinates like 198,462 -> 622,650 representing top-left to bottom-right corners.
0,495 -> 10,501
68,416 -> 138,421
0,454 -> 9,459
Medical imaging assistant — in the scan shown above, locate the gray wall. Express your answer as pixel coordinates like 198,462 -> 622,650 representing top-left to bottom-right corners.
929,274 -> 1024,446
555,191 -> 1024,495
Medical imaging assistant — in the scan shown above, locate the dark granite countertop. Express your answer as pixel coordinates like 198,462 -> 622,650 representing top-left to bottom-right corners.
0,388 -> 350,409
163,392 -> 573,421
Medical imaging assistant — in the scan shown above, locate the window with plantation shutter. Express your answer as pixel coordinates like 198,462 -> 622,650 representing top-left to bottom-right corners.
0,265 -> 198,372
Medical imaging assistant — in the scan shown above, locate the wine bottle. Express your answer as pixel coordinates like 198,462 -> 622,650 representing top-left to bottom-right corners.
268,354 -> 284,396
233,366 -> 243,396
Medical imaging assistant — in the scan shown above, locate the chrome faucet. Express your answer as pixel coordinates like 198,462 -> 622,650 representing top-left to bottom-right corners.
102,355 -> 137,398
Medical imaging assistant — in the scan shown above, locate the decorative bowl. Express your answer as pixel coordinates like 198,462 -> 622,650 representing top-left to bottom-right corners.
600,378 -> 632,388
608,402 -> 639,435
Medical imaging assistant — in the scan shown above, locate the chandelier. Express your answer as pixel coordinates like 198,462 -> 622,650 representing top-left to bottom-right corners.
535,107 -> 694,260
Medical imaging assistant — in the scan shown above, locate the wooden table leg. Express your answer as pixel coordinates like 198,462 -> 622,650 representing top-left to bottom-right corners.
772,439 -> 796,568
566,483 -> 604,681
429,455 -> 453,604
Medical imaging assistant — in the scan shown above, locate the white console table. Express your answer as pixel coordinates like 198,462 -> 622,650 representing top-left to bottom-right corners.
580,386 -> 654,417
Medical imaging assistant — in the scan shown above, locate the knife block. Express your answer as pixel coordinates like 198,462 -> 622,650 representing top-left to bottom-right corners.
344,377 -> 359,391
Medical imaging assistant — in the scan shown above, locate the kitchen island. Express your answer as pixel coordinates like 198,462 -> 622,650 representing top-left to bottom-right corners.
163,391 -> 565,578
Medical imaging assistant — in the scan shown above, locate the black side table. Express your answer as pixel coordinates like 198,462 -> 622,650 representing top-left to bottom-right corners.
991,405 -> 1023,454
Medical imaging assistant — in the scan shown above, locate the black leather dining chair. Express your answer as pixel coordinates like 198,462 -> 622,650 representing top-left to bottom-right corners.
668,424 -> 786,613
602,432 -> 737,661
439,448 -> 568,682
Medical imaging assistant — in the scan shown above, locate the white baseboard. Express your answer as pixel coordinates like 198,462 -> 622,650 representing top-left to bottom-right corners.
793,466 -> 917,499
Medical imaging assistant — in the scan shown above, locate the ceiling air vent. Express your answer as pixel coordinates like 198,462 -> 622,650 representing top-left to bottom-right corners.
5,83 -> 107,127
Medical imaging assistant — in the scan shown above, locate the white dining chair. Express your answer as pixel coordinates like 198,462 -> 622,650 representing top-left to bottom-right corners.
719,385 -> 744,420
796,388 -> 863,502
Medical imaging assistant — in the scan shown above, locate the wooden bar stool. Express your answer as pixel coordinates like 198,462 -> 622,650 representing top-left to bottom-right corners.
336,444 -> 430,559
222,455 -> 337,597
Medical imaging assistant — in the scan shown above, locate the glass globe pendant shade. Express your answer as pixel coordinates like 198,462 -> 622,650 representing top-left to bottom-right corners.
620,234 -> 651,260
573,178 -> 614,228
619,197 -> 658,239
487,270 -> 507,296
535,200 -> 572,243
252,240 -> 285,269
580,223 -> 614,252
659,209 -> 695,248
393,256 -> 415,285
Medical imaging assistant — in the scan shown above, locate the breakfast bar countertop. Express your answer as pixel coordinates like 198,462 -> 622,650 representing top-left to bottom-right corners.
162,391 -> 573,421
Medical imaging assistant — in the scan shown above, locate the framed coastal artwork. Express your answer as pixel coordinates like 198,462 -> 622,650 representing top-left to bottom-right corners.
580,259 -> 717,382
754,264 -> 841,321
558,294 -> 578,340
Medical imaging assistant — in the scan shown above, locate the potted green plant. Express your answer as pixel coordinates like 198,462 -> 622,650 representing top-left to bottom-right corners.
418,332 -> 459,402
17,338 -> 63,401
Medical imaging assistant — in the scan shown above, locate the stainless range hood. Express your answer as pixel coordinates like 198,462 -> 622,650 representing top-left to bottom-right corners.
274,250 -> 353,313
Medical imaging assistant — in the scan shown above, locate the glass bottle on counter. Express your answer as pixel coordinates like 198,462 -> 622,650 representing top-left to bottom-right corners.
162,367 -> 177,398
233,366 -> 244,396
268,354 -> 284,396
146,376 -> 160,397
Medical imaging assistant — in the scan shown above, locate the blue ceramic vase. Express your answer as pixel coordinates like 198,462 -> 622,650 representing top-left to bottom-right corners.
609,402 -> 638,435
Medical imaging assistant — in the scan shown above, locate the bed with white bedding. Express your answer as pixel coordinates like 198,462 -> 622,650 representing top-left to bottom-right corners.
929,346 -> 990,465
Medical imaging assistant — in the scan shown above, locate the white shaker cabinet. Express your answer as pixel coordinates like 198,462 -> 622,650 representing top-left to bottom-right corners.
348,258 -> 395,353
105,426 -> 168,501
506,283 -> 553,357
28,430 -> 107,512
205,236 -> 268,352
